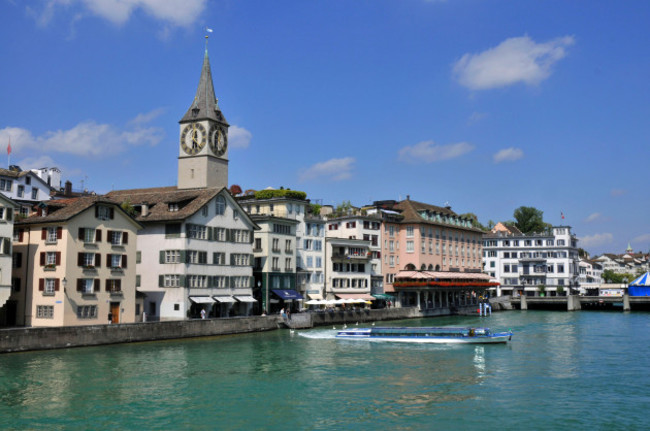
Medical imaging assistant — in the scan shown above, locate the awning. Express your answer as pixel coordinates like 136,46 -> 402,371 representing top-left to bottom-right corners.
307,294 -> 323,300
271,289 -> 304,300
335,293 -> 375,301
189,296 -> 216,304
372,294 -> 395,300
234,296 -> 257,303
213,296 -> 236,303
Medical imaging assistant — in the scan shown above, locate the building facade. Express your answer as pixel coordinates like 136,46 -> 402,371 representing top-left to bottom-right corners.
0,167 -> 54,217
376,198 -> 489,309
483,225 -> 580,297
10,198 -> 141,327
0,195 -> 18,324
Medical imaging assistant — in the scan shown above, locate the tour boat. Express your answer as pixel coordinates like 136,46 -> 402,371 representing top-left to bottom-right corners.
335,326 -> 512,344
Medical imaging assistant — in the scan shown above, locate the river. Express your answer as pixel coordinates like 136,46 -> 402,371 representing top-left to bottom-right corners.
1,311 -> 649,430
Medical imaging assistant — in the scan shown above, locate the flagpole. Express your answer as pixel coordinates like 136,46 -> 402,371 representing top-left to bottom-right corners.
7,136 -> 10,168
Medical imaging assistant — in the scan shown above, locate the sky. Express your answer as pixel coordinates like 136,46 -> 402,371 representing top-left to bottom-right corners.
1,0 -> 649,257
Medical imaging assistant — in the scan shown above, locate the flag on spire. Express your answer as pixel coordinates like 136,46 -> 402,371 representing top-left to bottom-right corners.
7,136 -> 11,155
561,212 -> 565,220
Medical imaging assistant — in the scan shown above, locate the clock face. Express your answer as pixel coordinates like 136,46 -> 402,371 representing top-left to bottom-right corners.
209,125 -> 228,157
180,122 -> 206,155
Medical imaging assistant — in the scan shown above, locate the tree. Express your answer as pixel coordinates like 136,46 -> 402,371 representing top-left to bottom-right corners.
602,270 -> 635,284
513,206 -> 550,234
229,184 -> 242,196
578,248 -> 589,259
333,200 -> 354,217
459,212 -> 488,231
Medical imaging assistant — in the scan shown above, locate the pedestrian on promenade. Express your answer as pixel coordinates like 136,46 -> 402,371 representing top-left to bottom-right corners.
280,307 -> 286,319
200,308 -> 206,319
287,309 -> 291,321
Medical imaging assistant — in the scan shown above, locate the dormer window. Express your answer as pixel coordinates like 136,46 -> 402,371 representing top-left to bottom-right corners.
168,203 -> 179,212
96,206 -> 114,221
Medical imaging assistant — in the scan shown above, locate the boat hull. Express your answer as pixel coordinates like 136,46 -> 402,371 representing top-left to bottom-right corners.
335,327 -> 512,344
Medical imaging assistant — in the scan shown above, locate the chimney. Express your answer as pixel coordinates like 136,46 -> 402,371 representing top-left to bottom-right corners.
64,180 -> 72,196
141,204 -> 149,217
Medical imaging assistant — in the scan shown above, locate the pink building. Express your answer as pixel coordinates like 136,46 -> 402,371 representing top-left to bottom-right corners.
374,197 -> 494,310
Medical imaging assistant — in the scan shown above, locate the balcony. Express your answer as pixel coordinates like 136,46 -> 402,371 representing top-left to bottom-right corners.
332,251 -> 371,261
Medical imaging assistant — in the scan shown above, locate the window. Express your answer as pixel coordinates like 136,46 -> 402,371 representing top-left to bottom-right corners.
81,253 -> 96,267
77,305 -> 97,319
109,231 -> 126,245
0,179 -> 12,192
273,224 -> 292,235
306,256 -> 313,268
165,223 -> 181,238
557,239 -> 566,246
81,227 -> 96,243
111,254 -> 123,268
201,206 -> 208,217
213,252 -> 225,265
31,188 -> 38,200
215,228 -> 227,241
304,239 -> 312,250
106,279 -> 121,293
188,275 -> 207,288
188,251 -> 207,264
45,278 -> 56,294
79,279 -> 95,294
46,251 -> 57,266
215,196 -> 226,215
231,254 -> 250,266
96,206 -> 113,220
186,224 -> 206,240
47,227 -> 58,243
285,258 -> 292,271
285,239 -> 292,253
233,210 -> 239,220
315,257 -> 322,268
164,274 -> 181,287
557,264 -> 565,273
272,238 -> 280,252
36,305 -> 54,319
406,226 -> 414,237
406,241 -> 414,253
17,185 -> 24,198
272,257 -> 280,271
165,250 -> 181,263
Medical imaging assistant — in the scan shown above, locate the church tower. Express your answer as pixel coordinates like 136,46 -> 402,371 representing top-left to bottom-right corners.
178,41 -> 229,190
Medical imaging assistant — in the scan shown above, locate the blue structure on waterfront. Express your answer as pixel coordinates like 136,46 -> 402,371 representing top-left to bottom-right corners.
628,272 -> 650,296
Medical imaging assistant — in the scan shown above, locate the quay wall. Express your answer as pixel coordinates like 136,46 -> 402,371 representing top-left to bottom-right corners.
0,305 -> 496,354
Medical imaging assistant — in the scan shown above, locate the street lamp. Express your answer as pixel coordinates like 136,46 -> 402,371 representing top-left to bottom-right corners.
62,277 -> 67,293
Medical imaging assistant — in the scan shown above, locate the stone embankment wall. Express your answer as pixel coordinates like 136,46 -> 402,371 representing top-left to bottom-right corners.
1,305 -> 496,354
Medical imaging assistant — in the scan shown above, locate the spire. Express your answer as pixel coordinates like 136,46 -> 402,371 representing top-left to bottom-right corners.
180,41 -> 228,125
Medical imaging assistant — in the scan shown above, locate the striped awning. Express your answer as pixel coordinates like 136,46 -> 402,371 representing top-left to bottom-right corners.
234,296 -> 257,303
213,296 -> 236,303
335,293 -> 375,301
189,296 -> 215,304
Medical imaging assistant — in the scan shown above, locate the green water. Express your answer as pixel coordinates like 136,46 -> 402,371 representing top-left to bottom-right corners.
1,311 -> 649,430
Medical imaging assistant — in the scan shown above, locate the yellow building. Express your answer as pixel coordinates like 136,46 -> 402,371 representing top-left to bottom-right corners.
12,197 -> 142,326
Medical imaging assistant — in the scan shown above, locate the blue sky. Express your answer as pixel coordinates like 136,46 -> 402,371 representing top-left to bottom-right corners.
1,0 -> 649,256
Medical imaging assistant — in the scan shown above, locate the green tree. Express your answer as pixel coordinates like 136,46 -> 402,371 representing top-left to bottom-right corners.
460,212 -> 488,231
333,200 -> 354,217
513,206 -> 550,234
602,270 -> 635,284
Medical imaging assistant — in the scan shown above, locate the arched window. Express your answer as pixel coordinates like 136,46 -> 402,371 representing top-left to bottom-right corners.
405,263 -> 416,271
420,264 -> 426,270
215,196 -> 226,215
428,264 -> 434,271
435,264 -> 441,271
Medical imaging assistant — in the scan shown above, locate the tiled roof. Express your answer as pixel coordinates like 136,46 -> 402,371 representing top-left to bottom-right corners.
105,186 -> 223,223
15,196 -> 136,226
392,199 -> 484,233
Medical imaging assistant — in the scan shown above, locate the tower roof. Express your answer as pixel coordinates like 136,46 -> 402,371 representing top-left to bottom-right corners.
180,46 -> 229,125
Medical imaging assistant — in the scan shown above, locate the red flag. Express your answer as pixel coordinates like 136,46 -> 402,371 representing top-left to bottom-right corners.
561,212 -> 565,219
7,137 -> 11,155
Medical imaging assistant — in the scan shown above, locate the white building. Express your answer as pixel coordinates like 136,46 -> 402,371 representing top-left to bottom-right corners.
31,167 -> 62,191
0,194 -> 18,321
325,214 -> 383,296
0,167 -> 54,217
324,236 -> 375,302
578,259 -> 603,295
483,225 -> 580,297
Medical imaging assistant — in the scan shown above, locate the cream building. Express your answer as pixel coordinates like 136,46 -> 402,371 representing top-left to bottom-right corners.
11,197 -> 142,327
0,194 -> 18,325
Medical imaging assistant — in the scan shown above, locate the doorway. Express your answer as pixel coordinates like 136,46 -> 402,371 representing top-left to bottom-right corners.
110,302 -> 120,324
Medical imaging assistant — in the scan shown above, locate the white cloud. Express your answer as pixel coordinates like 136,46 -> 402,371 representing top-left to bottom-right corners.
579,233 -> 614,248
398,141 -> 474,164
585,213 -> 601,223
0,113 -> 164,158
632,234 -> 650,244
467,111 -> 488,125
229,126 -> 252,149
129,108 -> 166,126
610,188 -> 627,197
33,0 -> 206,27
493,147 -> 524,163
299,157 -> 355,182
453,35 -> 575,90
17,154 -> 58,169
